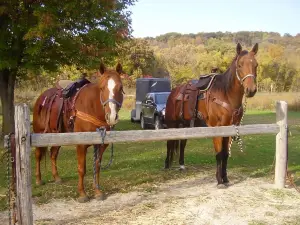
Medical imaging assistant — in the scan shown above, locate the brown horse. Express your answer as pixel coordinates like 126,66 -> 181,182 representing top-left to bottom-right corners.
33,63 -> 124,202
164,43 -> 258,187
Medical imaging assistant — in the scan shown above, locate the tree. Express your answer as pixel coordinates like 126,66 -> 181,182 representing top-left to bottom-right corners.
0,0 -> 135,134
115,38 -> 156,75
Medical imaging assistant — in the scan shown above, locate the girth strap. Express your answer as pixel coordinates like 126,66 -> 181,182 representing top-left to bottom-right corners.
212,98 -> 232,113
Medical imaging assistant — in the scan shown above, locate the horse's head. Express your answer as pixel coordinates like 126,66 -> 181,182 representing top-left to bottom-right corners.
98,62 -> 124,126
235,43 -> 259,98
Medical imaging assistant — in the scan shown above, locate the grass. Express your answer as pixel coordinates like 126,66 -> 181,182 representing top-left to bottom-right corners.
246,92 -> 300,111
0,108 -> 300,211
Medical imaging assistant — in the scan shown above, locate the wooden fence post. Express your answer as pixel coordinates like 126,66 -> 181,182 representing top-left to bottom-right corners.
15,104 -> 33,225
275,101 -> 288,188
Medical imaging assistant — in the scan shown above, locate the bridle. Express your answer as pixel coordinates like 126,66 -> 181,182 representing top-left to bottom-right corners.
235,56 -> 256,87
100,88 -> 123,125
100,91 -> 123,108
99,77 -> 124,109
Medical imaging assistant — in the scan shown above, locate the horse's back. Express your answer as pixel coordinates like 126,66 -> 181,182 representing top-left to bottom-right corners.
33,87 -> 61,133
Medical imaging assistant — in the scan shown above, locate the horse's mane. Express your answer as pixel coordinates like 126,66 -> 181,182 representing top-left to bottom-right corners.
211,50 -> 248,93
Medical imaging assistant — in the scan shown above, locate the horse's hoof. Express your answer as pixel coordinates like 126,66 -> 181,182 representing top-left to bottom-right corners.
179,165 -> 186,171
78,196 -> 89,203
55,178 -> 62,184
217,184 -> 228,189
223,181 -> 231,187
36,180 -> 45,186
95,193 -> 105,201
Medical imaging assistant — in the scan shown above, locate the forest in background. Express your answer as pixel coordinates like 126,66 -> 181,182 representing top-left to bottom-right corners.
20,31 -> 300,93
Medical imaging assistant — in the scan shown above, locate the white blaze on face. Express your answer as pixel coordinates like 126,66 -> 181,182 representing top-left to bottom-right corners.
108,78 -> 117,124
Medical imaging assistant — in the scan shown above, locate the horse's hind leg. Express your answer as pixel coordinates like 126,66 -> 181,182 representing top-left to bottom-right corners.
165,140 -> 174,169
35,147 -> 47,186
179,139 -> 187,170
50,146 -> 62,183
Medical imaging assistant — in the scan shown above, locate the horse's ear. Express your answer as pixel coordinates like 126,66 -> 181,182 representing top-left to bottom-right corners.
99,62 -> 106,75
116,63 -> 122,74
251,43 -> 259,55
236,43 -> 242,55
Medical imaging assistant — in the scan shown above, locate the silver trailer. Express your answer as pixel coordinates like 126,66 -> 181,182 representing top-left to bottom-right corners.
131,78 -> 171,122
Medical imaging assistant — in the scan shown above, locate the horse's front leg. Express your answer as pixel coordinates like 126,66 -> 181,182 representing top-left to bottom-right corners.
76,144 -> 89,203
213,137 -> 224,187
221,137 -> 230,185
94,144 -> 108,201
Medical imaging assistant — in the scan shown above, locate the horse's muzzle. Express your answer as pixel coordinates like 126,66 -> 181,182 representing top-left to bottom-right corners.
105,113 -> 119,126
245,87 -> 257,98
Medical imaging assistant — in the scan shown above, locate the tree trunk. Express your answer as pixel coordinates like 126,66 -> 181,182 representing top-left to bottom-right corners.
0,69 -> 16,136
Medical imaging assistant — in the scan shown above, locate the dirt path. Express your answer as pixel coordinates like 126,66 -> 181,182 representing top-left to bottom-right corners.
1,173 -> 300,225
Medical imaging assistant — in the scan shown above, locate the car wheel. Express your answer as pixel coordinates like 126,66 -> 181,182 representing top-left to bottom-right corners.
140,114 -> 146,129
154,116 -> 162,130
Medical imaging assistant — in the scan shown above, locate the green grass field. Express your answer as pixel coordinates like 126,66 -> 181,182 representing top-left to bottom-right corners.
0,109 -> 300,210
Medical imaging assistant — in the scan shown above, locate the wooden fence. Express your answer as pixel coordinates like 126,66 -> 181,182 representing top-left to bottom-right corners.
9,101 -> 288,225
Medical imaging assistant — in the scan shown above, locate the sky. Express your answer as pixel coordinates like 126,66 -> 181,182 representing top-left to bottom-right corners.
129,0 -> 300,38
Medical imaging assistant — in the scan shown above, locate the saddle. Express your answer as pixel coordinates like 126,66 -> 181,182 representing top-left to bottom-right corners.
194,73 -> 218,91
56,78 -> 91,98
42,78 -> 91,132
175,74 -> 218,121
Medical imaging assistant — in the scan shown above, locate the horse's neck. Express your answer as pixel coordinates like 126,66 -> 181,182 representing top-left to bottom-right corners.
226,66 -> 244,109
78,83 -> 105,118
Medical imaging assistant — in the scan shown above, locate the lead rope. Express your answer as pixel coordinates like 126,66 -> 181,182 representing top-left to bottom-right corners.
228,97 -> 247,156
98,126 -> 114,170
93,126 -> 114,189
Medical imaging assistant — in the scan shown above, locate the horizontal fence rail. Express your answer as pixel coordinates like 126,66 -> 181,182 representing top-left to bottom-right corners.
31,124 -> 279,147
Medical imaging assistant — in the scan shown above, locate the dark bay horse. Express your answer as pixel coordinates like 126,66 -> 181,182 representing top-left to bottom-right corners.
164,43 -> 258,188
33,63 -> 124,202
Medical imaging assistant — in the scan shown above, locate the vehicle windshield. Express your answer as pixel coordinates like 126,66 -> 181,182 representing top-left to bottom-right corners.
155,93 -> 169,104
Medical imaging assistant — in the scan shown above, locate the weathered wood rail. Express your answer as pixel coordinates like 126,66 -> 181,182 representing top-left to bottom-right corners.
31,124 -> 279,147
6,101 -> 288,225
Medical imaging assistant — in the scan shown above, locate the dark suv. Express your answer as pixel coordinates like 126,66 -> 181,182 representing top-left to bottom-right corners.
140,92 -> 170,129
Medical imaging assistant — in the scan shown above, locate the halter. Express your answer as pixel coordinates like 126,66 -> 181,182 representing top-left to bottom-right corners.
235,56 -> 256,87
100,91 -> 123,108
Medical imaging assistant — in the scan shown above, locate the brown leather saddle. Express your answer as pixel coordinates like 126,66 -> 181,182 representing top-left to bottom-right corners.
175,74 -> 218,121
42,78 -> 90,132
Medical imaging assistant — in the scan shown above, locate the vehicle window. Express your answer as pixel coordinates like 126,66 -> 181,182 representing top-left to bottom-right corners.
155,93 -> 169,104
145,94 -> 150,101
